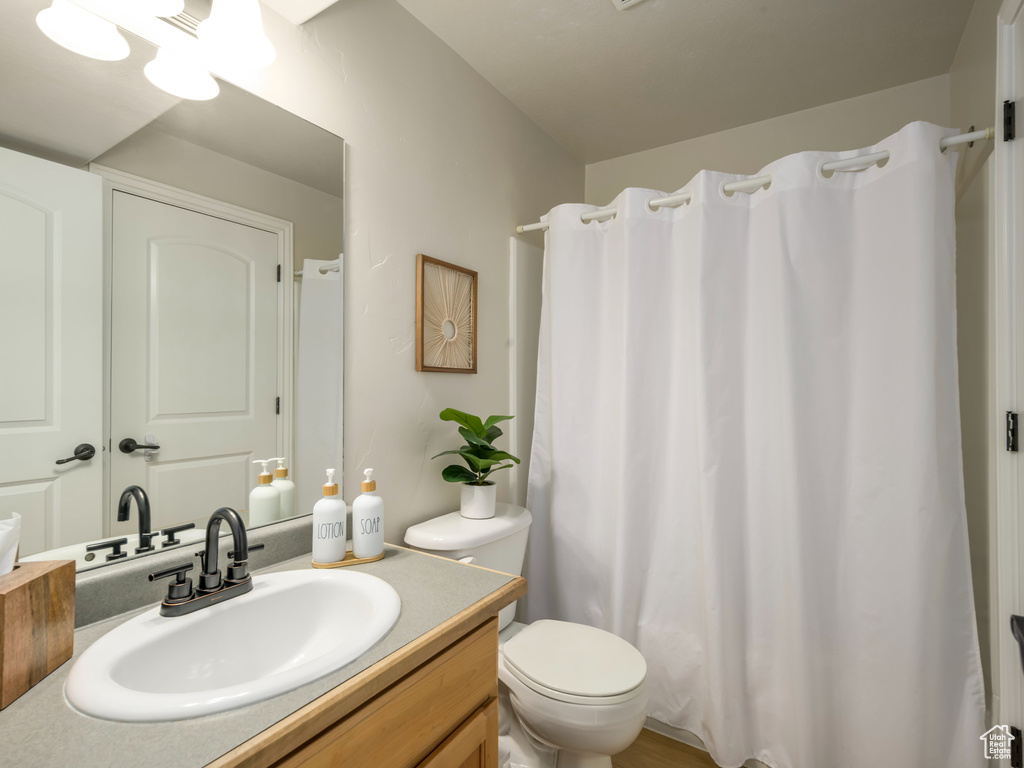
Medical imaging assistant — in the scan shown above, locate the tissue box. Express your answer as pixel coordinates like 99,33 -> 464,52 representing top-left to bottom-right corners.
0,560 -> 75,710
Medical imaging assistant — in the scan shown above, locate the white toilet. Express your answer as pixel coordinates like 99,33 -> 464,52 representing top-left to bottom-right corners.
404,503 -> 648,768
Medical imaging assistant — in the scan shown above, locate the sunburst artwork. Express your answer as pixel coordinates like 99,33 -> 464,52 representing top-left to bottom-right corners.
416,254 -> 477,373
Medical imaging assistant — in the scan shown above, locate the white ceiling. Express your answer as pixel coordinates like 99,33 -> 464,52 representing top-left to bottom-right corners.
390,0 -> 976,163
261,0 -> 336,27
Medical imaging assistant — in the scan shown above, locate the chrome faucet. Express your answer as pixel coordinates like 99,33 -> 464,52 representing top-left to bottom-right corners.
118,485 -> 157,554
148,507 -> 264,618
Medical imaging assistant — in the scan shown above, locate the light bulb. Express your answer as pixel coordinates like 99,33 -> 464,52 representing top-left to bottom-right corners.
144,49 -> 220,101
36,0 -> 130,61
198,0 -> 276,68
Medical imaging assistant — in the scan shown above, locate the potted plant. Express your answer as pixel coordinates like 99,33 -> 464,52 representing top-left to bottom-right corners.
431,408 -> 520,519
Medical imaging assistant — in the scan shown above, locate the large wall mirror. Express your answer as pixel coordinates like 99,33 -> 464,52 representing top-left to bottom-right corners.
0,0 -> 345,571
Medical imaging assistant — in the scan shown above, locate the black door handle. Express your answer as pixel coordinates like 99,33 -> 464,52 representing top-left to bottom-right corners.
55,443 -> 96,465
119,438 -> 161,454
1011,615 -> 1024,676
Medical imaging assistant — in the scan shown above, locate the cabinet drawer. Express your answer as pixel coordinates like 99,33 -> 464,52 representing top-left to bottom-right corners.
276,618 -> 498,768
417,699 -> 497,768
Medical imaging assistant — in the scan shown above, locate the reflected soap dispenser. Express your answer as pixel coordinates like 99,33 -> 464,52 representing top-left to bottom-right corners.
352,468 -> 384,559
270,457 -> 295,519
249,459 -> 281,526
312,469 -> 346,565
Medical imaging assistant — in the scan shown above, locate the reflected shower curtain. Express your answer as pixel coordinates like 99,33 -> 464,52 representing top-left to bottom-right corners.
525,123 -> 985,768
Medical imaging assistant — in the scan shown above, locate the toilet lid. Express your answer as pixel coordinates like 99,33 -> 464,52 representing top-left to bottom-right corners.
403,504 -> 531,550
502,620 -> 646,700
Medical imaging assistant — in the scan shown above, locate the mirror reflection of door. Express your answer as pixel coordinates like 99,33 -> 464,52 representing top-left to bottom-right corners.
0,147 -> 103,553
108,191 -> 281,533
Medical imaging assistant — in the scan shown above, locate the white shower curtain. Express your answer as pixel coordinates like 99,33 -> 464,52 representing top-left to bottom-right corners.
295,259 -> 343,519
525,122 -> 985,768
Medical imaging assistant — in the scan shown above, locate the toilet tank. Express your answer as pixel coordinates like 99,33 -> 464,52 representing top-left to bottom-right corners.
404,504 -> 531,629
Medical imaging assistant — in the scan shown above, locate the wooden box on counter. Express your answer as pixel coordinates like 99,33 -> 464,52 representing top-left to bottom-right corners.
0,560 -> 75,710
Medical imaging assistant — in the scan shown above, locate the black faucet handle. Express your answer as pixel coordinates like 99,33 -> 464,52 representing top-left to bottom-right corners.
136,531 -> 160,554
87,537 -> 129,562
160,522 -> 196,547
225,543 -> 264,583
228,543 -> 265,562
149,562 -> 194,603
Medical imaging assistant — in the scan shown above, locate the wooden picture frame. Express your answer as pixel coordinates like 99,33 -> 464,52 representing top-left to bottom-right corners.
416,254 -> 478,373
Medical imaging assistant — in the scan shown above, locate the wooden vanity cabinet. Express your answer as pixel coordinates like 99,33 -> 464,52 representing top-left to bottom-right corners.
417,699 -> 498,768
211,576 -> 524,768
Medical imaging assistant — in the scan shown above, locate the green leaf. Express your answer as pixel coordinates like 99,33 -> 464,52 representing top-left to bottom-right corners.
478,463 -> 515,483
479,449 -> 520,465
460,451 -> 509,471
458,427 -> 494,450
440,408 -> 486,437
431,449 -> 467,460
483,415 -> 514,430
484,425 -> 503,443
441,465 -> 478,483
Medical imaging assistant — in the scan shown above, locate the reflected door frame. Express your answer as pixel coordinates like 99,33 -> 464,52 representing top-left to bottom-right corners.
996,0 -> 1024,731
90,165 -> 294,532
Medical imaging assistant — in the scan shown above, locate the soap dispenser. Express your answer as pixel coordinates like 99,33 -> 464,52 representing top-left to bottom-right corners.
270,457 -> 295,519
352,468 -> 384,559
249,459 -> 281,526
312,468 -> 346,564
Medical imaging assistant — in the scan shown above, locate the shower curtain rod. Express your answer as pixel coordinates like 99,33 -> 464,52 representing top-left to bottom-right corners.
515,127 -> 995,234
294,257 -> 342,278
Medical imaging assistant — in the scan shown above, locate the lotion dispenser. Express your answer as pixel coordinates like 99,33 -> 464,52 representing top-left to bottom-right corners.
270,457 -> 295,519
249,459 -> 281,526
352,468 -> 384,559
312,469 -> 346,564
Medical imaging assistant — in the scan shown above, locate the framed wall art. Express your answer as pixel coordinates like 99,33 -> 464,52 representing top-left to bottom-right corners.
416,254 -> 477,373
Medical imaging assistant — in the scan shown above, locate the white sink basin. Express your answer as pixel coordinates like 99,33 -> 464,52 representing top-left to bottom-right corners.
65,569 -> 401,722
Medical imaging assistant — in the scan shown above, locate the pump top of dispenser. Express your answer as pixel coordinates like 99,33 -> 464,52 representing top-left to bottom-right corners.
271,457 -> 288,478
361,468 -> 376,492
323,468 -> 338,496
253,459 -> 273,485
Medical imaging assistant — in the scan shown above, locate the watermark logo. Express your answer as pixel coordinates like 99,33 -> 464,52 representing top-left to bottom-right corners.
981,725 -> 1016,760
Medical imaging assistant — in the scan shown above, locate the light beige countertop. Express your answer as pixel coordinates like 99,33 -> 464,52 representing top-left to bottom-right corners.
0,545 -> 518,768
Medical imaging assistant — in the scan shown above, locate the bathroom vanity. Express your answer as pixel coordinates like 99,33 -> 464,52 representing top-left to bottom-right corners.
0,545 -> 525,768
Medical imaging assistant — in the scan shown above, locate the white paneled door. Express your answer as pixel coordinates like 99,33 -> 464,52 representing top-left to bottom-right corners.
109,192 -> 280,533
0,147 -> 103,555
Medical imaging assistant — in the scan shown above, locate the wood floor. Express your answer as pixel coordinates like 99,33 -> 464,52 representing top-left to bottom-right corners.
612,728 -> 720,768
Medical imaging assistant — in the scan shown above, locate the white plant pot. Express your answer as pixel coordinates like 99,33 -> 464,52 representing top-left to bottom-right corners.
460,482 -> 497,519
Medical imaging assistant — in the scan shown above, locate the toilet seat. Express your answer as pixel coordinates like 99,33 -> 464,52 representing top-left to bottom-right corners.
501,620 -> 646,706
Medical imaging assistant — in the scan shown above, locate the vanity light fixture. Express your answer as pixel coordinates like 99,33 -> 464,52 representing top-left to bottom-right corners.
144,48 -> 220,100
35,0 -> 130,61
198,0 -> 276,68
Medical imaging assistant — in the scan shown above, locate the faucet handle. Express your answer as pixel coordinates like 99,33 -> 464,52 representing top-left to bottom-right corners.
160,522 -> 196,547
86,537 -> 129,562
136,531 -> 160,555
228,543 -> 265,562
225,544 -> 264,583
149,562 -> 195,603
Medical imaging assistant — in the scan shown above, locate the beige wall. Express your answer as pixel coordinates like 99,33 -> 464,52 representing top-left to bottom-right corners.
95,128 -> 344,270
949,0 -> 1001,723
231,0 -> 583,539
584,75 -> 951,205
